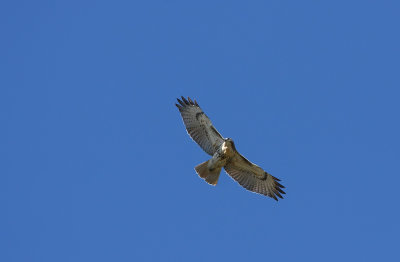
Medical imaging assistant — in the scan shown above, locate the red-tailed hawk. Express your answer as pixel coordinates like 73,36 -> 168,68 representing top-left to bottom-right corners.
176,96 -> 285,200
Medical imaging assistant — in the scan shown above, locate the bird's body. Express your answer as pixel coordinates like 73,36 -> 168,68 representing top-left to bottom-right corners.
208,140 -> 233,171
176,96 -> 285,200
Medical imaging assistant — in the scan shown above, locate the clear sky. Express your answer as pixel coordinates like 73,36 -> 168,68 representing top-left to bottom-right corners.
2,1 -> 400,261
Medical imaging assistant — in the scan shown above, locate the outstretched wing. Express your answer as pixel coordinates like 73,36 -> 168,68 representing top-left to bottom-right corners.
224,153 -> 285,200
176,96 -> 224,156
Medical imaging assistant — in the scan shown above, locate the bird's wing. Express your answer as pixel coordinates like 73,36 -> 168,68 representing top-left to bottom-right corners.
224,153 -> 285,200
176,97 -> 224,156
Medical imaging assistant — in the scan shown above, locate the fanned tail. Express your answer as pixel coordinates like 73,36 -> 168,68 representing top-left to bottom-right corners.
194,160 -> 221,186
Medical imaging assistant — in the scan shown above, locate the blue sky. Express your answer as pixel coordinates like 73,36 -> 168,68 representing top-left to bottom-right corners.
1,0 -> 400,261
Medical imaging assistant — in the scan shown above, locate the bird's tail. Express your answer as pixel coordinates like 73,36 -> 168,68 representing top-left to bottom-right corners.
194,160 -> 221,186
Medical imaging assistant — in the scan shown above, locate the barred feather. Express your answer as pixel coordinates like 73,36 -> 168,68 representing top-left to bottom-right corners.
176,96 -> 224,156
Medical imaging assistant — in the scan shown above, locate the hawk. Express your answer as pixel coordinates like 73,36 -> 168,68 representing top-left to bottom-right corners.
176,96 -> 285,200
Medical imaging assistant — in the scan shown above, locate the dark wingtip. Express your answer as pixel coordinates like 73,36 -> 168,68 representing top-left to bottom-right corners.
175,103 -> 182,110
177,96 -> 199,107
177,98 -> 185,106
276,187 -> 285,194
275,190 -> 283,199
181,96 -> 189,105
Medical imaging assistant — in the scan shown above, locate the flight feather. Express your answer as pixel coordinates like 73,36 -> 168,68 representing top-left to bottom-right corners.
176,96 -> 224,156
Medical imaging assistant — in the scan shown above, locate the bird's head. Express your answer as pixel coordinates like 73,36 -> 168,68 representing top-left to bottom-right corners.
224,138 -> 236,150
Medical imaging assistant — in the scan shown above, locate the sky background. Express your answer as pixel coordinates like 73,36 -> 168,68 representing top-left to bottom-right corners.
1,0 -> 400,261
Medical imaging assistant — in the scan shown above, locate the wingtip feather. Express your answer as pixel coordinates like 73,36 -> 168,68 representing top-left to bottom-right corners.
276,187 -> 285,194
274,190 -> 283,199
181,96 -> 189,105
176,96 -> 200,107
177,98 -> 185,106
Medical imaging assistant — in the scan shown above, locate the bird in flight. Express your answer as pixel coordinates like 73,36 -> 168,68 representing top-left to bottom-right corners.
176,96 -> 285,200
